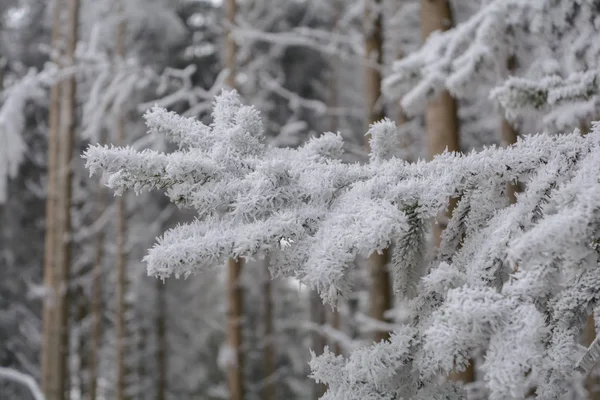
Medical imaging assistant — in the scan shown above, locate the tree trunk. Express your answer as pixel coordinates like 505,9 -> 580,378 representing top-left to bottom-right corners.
227,258 -> 244,400
137,322 -> 148,400
41,0 -> 64,396
115,128 -> 131,400
156,279 -> 167,400
501,118 -> 520,203
578,120 -> 600,399
225,0 -> 237,90
330,307 -> 342,355
501,56 -> 521,203
327,1 -> 343,356
420,0 -> 471,382
75,285 -> 89,398
89,204 -> 104,400
310,291 -> 327,399
224,2 -> 244,399
327,0 -> 340,134
364,0 -> 393,344
584,315 -> 600,399
114,4 -> 131,398
42,0 -> 80,397
263,261 -> 276,400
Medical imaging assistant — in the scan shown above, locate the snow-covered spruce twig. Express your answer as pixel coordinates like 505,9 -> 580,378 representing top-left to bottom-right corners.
84,90 -> 600,399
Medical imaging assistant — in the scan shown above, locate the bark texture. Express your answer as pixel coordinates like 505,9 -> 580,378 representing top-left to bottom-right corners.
310,291 -> 327,399
263,261 -> 276,400
89,202 -> 104,400
156,279 -> 167,400
42,0 -> 80,398
364,0 -> 393,344
327,1 -> 343,356
227,258 -> 245,400
224,2 -> 245,399
501,56 -> 522,203
114,4 -> 132,398
578,122 -> 600,399
41,0 -> 64,395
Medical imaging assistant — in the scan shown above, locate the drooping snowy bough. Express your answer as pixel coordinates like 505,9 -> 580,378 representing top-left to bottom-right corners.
84,90 -> 600,399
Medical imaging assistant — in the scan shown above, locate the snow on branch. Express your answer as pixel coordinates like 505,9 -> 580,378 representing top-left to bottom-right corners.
383,0 -> 600,124
84,90 -> 600,398
491,71 -> 600,127
0,367 -> 45,400
383,0 -> 520,114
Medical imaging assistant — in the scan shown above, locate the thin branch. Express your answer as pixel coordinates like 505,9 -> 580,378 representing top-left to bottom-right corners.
0,367 -> 45,400
576,335 -> 600,376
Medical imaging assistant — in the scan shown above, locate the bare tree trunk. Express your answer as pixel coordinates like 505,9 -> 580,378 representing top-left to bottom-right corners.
501,118 -> 520,203
327,0 -> 340,134
576,120 -> 600,399
115,124 -> 131,400
420,0 -> 471,383
41,0 -> 64,396
224,2 -> 244,399
41,0 -> 80,397
156,279 -> 167,400
310,291 -> 327,399
225,0 -> 237,90
114,4 -> 131,398
368,251 -> 392,343
327,1 -> 343,356
75,285 -> 89,398
364,0 -> 393,344
501,56 -> 521,204
584,315 -> 600,399
330,308 -> 342,355
227,258 -> 244,400
263,261 -> 276,400
0,57 -> 5,87
115,128 -> 131,400
137,322 -> 148,400
89,203 -> 104,400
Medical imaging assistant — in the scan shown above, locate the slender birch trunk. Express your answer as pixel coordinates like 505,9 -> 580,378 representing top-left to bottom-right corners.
420,0 -> 470,382
156,279 -> 167,400
263,260 -> 276,400
364,0 -> 393,344
41,0 -> 64,396
224,1 -> 245,399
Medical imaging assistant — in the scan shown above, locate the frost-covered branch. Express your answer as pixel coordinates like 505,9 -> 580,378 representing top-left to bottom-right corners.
383,0 -> 600,124
84,91 -> 600,399
491,71 -> 600,127
0,367 -> 45,400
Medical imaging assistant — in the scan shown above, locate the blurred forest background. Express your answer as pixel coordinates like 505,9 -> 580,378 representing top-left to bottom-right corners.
0,0 -> 579,399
